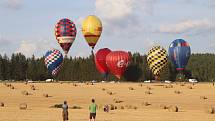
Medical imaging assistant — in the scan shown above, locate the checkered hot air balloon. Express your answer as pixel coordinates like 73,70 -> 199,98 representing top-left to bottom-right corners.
82,15 -> 102,50
44,49 -> 63,76
147,46 -> 168,80
55,18 -> 77,55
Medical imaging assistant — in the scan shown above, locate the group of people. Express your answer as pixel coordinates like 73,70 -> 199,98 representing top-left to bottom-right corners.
62,99 -> 97,121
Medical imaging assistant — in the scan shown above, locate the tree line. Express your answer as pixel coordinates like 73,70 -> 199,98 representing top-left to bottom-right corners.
0,53 -> 215,82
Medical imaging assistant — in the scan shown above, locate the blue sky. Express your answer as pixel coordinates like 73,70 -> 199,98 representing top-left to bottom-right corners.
0,0 -> 215,57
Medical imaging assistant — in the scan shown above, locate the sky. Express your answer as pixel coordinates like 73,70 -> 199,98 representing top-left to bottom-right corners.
0,0 -> 215,58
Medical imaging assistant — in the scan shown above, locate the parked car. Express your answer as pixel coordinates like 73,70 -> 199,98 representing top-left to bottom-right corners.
188,79 -> 198,83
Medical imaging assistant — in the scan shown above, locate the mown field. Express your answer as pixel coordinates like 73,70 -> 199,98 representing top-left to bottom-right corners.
0,82 -> 215,121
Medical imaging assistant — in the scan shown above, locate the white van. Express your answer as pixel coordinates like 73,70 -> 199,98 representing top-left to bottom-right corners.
188,79 -> 198,83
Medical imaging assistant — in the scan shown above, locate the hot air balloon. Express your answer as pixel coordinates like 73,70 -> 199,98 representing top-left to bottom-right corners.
82,15 -> 102,51
44,49 -> 63,77
95,48 -> 111,79
55,18 -> 77,55
106,51 -> 131,79
147,46 -> 168,81
168,39 -> 191,71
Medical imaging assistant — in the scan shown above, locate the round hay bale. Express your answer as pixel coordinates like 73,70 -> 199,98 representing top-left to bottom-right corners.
31,87 -> 36,90
129,87 -> 134,90
120,106 -> 124,109
109,104 -> 115,110
43,93 -> 49,97
187,86 -> 193,89
24,82 -> 28,85
21,91 -> 29,95
11,86 -> 15,89
146,86 -> 152,90
168,105 -> 178,112
142,102 -> 150,106
174,90 -> 181,94
160,104 -> 168,109
145,91 -> 152,94
207,107 -> 215,114
107,91 -> 113,95
101,88 -> 106,91
138,83 -> 143,87
200,96 -> 208,100
0,102 -> 4,107
19,103 -> 27,110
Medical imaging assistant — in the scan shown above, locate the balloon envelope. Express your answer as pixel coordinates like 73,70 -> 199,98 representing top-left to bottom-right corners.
168,39 -> 191,71
44,49 -> 63,76
95,48 -> 111,78
147,46 -> 168,76
82,15 -> 102,49
55,18 -> 77,54
106,51 -> 131,79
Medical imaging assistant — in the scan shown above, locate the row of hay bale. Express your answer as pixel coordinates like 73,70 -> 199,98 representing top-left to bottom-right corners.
0,102 -> 27,110
3,83 -> 15,89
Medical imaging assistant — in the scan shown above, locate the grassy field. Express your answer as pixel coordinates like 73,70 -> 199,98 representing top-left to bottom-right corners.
0,82 -> 215,121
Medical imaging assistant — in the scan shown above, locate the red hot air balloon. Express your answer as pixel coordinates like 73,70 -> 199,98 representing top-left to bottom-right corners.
106,51 -> 131,79
95,48 -> 111,79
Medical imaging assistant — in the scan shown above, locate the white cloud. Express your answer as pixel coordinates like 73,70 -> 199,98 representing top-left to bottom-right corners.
95,0 -> 156,34
15,39 -> 53,57
3,0 -> 23,10
158,19 -> 215,34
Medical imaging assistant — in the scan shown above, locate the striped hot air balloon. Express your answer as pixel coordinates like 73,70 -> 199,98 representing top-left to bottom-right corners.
147,46 -> 168,80
55,18 -> 77,55
82,15 -> 102,50
44,49 -> 63,77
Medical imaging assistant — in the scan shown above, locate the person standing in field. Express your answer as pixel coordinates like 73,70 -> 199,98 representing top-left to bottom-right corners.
89,99 -> 97,121
62,101 -> 69,121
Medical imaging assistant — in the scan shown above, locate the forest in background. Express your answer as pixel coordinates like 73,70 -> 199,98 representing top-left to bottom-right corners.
0,53 -> 215,82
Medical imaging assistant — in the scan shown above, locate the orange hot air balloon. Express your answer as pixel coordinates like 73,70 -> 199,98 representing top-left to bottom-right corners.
82,15 -> 102,50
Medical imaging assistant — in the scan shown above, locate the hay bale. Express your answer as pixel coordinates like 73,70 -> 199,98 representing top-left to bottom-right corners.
207,107 -> 215,114
113,98 -> 123,103
200,96 -> 208,100
129,87 -> 134,90
120,106 -> 124,109
164,85 -> 173,88
138,83 -> 143,87
187,86 -> 193,89
31,86 -> 36,90
180,84 -> 185,86
168,105 -> 178,112
19,103 -> 27,110
107,91 -> 115,95
141,102 -> 151,106
11,86 -> 15,89
174,90 -> 182,94
24,82 -> 28,85
101,88 -> 106,91
160,104 -> 168,109
21,91 -> 29,95
43,93 -> 49,97
145,91 -> 152,94
73,83 -> 78,87
109,104 -> 115,110
146,86 -> 152,90
0,102 -> 4,107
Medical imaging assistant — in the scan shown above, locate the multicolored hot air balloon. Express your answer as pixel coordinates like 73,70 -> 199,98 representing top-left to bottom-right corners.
82,15 -> 102,50
168,39 -> 191,71
55,18 -> 77,55
147,46 -> 168,80
95,48 -> 111,79
44,49 -> 63,77
106,51 -> 131,79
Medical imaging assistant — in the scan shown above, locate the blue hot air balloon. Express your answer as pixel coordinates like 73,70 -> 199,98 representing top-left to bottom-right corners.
44,49 -> 63,76
168,39 -> 191,71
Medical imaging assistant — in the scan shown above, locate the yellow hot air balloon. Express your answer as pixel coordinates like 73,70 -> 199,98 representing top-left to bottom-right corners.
82,15 -> 102,50
147,46 -> 168,81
